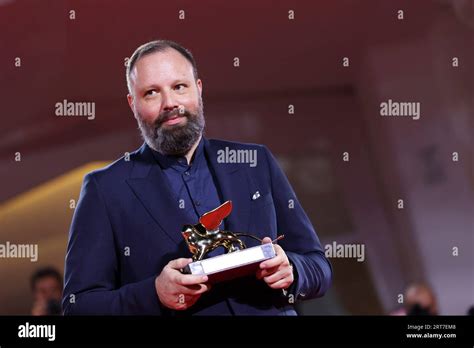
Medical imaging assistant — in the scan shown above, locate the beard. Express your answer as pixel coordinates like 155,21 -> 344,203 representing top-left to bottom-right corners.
136,97 -> 205,156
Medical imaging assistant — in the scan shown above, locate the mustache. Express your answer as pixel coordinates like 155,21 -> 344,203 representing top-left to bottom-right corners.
155,108 -> 192,127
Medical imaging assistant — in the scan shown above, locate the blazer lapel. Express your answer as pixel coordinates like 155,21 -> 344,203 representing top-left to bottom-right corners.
204,138 -> 252,235
126,143 -> 190,245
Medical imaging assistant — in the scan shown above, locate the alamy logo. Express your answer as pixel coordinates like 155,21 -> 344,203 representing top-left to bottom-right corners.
325,242 -> 365,262
0,241 -> 38,262
18,322 -> 55,341
55,99 -> 95,120
217,147 -> 257,167
380,99 -> 420,120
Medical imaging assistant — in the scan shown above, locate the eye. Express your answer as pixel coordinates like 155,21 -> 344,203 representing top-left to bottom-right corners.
174,84 -> 186,91
144,90 -> 157,97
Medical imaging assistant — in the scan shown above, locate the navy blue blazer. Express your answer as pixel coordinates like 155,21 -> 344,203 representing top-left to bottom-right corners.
63,138 -> 332,315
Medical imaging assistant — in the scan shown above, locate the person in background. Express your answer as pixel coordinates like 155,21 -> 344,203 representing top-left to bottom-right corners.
404,283 -> 438,315
30,266 -> 63,316
389,282 -> 438,316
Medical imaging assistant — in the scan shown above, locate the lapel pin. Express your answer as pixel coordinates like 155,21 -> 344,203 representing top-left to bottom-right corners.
252,191 -> 261,200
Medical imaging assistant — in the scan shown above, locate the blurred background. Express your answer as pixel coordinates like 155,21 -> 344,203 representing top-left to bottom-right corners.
0,0 -> 473,315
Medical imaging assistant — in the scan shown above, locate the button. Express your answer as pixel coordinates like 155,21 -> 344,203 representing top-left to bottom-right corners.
184,171 -> 190,176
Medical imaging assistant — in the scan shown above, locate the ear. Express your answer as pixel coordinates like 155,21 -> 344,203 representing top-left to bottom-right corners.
127,93 -> 135,114
196,79 -> 203,97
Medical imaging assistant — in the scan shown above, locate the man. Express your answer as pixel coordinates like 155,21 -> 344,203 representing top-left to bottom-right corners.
405,283 -> 438,315
389,283 -> 439,316
31,266 -> 63,316
63,40 -> 332,315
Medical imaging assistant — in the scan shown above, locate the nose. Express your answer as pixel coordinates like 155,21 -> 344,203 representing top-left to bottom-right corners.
161,90 -> 179,112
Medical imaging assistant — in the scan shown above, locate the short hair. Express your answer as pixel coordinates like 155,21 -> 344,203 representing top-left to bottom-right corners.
126,40 -> 199,94
30,266 -> 63,291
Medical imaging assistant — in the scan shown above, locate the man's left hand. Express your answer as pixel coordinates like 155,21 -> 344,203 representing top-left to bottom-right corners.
256,237 -> 294,290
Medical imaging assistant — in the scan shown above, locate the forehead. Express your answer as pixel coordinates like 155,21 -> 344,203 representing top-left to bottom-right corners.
35,276 -> 61,288
131,48 -> 194,88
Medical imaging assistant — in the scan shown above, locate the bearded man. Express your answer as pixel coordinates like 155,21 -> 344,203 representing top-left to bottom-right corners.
62,40 -> 332,315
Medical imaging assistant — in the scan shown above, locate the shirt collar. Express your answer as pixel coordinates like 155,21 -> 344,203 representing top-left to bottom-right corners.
151,136 -> 205,173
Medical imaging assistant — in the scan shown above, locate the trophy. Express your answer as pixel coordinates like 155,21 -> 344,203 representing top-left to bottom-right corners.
181,201 -> 283,283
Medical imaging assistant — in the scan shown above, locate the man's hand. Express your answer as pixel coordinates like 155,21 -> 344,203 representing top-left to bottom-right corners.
256,237 -> 294,290
31,299 -> 48,316
155,258 -> 211,310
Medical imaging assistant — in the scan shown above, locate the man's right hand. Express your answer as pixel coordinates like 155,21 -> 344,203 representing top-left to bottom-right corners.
31,299 -> 48,316
155,258 -> 211,310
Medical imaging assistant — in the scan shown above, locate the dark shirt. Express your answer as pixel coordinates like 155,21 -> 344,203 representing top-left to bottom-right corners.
151,137 -> 224,258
